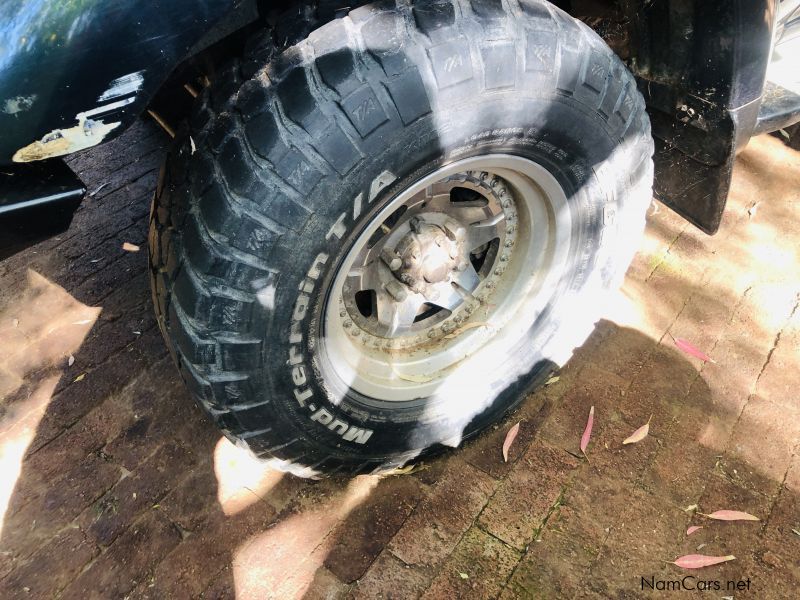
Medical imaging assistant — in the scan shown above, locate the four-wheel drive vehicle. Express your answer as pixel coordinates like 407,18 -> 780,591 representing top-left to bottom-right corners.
2,1 -> 799,476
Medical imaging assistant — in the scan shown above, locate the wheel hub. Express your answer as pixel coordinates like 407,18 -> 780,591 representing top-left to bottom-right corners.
340,170 -> 518,343
385,215 -> 468,296
321,155 -> 572,402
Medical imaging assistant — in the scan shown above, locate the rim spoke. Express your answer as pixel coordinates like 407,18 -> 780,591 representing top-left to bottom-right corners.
424,281 -> 463,312
348,260 -> 382,292
466,215 -> 504,251
452,263 -> 481,292
374,292 -> 425,337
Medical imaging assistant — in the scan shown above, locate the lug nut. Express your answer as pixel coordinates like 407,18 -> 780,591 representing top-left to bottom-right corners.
381,248 -> 403,271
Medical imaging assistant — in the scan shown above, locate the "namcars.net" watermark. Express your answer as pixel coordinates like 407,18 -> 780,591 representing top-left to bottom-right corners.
641,576 -> 752,592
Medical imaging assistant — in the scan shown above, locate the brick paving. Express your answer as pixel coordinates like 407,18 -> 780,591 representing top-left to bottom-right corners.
0,120 -> 798,599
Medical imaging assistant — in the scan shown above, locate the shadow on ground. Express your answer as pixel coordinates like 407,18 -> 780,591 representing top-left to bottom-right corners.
0,122 -> 797,599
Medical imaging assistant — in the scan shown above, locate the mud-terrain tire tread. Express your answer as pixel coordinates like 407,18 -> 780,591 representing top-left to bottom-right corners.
149,0 -> 653,476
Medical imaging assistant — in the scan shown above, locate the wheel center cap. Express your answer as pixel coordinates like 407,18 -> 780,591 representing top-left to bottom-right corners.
386,215 -> 467,295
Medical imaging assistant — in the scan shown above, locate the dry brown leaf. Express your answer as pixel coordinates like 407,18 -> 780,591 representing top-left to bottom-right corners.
671,554 -> 735,569
622,415 -> 652,445
502,422 -> 520,463
700,510 -> 759,522
122,242 -> 140,252
580,406 -> 594,455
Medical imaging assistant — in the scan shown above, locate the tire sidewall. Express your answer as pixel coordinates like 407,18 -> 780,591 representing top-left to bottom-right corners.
264,93 -> 628,460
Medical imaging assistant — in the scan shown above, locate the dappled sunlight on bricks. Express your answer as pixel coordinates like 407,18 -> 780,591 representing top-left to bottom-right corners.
213,437 -> 285,516
230,475 -> 379,598
0,270 -> 101,538
0,375 -> 59,536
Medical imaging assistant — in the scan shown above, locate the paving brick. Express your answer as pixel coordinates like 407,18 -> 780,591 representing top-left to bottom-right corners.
230,477 -> 374,598
60,510 -> 181,600
642,436 -> 719,509
478,440 -> 578,550
79,440 -> 199,546
300,567 -> 351,600
0,526 -> 98,599
389,460 -> 495,568
324,476 -> 423,583
727,395 -> 800,483
352,550 -> 430,600
500,528 -> 591,600
158,460 -> 220,531
695,474 -> 772,553
128,502 -> 276,599
1,453 -> 121,566
586,487 -> 688,597
422,526 -> 520,600
539,363 -> 631,453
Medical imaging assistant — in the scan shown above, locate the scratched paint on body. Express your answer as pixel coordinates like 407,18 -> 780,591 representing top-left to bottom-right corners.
11,96 -> 135,162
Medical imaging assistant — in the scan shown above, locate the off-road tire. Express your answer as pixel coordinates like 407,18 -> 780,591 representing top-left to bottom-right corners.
149,0 -> 653,476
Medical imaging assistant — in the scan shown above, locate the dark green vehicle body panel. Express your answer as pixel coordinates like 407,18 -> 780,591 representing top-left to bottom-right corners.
0,0 -> 242,165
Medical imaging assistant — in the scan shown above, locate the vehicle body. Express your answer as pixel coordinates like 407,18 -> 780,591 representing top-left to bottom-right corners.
2,0 -> 799,474
3,1 -> 797,234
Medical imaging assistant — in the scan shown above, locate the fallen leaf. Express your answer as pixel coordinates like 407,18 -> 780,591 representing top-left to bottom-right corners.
545,375 -> 560,386
459,572 -> 469,580
700,510 -> 759,522
580,406 -> 594,455
686,526 -> 703,536
74,373 -> 85,383
68,355 -> 75,367
671,554 -> 735,569
89,182 -> 108,197
122,242 -> 140,252
673,338 -> 715,363
623,415 -> 652,445
502,422 -> 520,463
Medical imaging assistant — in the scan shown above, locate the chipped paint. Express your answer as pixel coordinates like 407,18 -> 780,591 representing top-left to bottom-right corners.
11,97 -> 135,163
98,70 -> 145,102
2,95 -> 37,115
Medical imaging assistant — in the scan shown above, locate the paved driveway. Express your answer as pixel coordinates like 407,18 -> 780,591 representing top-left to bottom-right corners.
0,120 -> 798,599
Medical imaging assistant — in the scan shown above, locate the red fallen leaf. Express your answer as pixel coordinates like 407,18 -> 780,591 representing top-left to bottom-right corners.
700,510 -> 760,522
502,422 -> 520,463
686,526 -> 703,536
674,338 -> 715,363
671,554 -> 735,569
580,406 -> 594,455
623,415 -> 652,445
